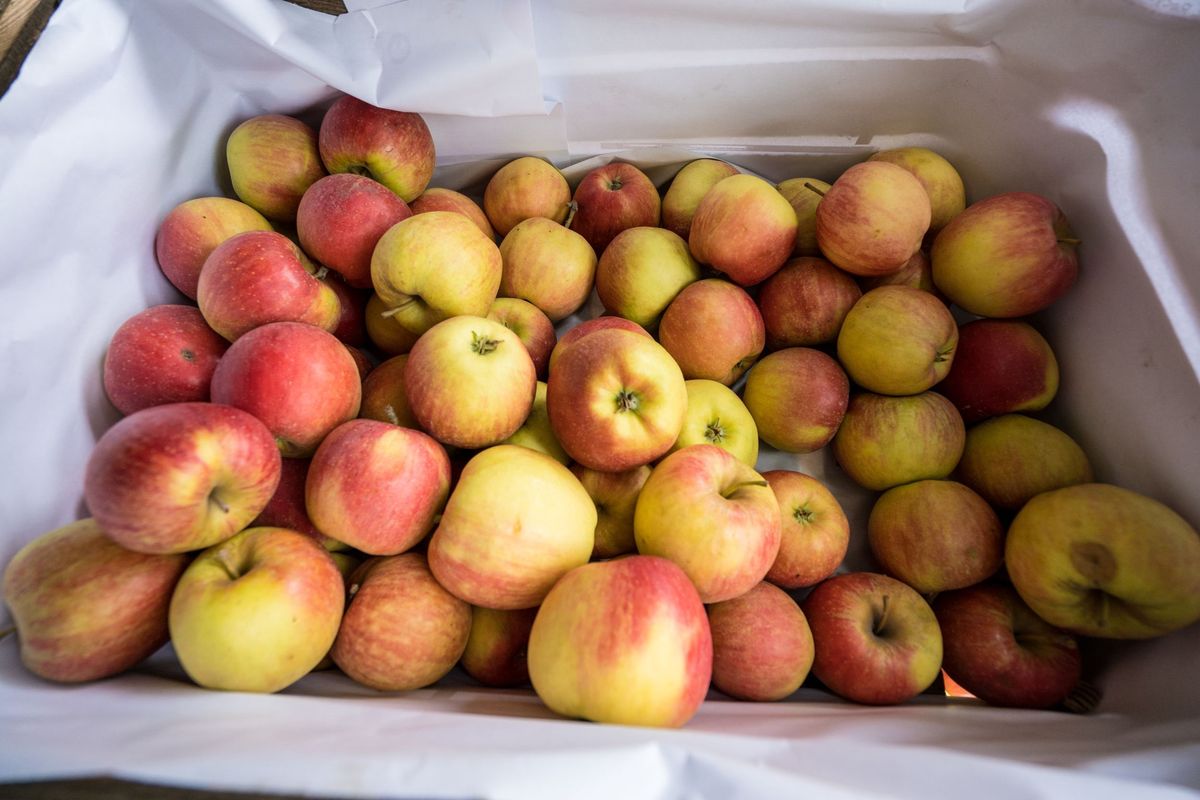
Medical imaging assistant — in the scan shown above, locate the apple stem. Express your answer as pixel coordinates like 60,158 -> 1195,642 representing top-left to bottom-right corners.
0,626 -> 15,640
803,182 -> 827,198
1057,237 -> 1082,246
721,479 -> 769,499
563,200 -> 579,230
874,594 -> 892,635
215,553 -> 240,582
208,491 -> 230,515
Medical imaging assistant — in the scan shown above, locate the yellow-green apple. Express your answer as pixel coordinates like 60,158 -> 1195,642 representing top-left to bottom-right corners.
661,158 -> 739,240
777,178 -> 830,257
570,463 -> 652,559
938,319 -> 1059,422
837,285 -> 958,396
428,445 -> 595,609
502,381 -> 568,464
83,402 -> 280,554
708,582 -> 814,701
251,457 -> 337,548
2,518 -> 187,683
934,583 -> 1082,709
411,187 -> 495,239
931,192 -> 1079,317
868,147 -> 966,234
689,174 -> 798,286
155,197 -> 272,299
359,354 -> 417,428
296,173 -> 412,288
226,114 -> 326,222
742,348 -> 849,454
547,328 -> 687,471
169,526 -> 344,692
596,226 -> 701,328
364,293 -> 420,356
102,305 -> 227,416
404,315 -> 536,449
197,230 -> 340,341
634,444 -> 781,603
547,316 -> 651,374
833,391 -> 965,491
325,274 -> 370,347
859,249 -> 941,298
868,480 -> 1003,594
956,414 -> 1093,510
210,322 -> 362,457
758,256 -> 862,348
570,162 -> 661,253
498,217 -> 597,322
670,379 -> 759,466
658,279 -> 764,385
527,555 -> 711,728
1007,483 -> 1200,639
487,297 -> 557,377
331,552 -> 471,691
460,606 -> 538,687
802,572 -> 943,705
483,156 -> 571,236
763,470 -> 849,589
317,96 -> 434,203
816,161 -> 931,277
370,211 -> 502,335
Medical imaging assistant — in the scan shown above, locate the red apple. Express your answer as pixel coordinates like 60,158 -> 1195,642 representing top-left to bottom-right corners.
318,96 -> 435,202
758,256 -> 862,348
251,456 -> 333,547
742,347 -> 849,454
483,156 -> 571,236
689,174 -> 798,286
938,319 -> 1059,422
154,197 -> 272,299
411,187 -> 495,239
498,218 -> 597,323
956,414 -> 1094,510
763,470 -> 850,589
359,354 -> 417,428
708,582 -> 814,702
226,114 -> 325,222
570,162 -> 661,253
460,606 -> 538,687
661,158 -> 739,240
595,226 -> 702,328
570,463 -> 652,559
325,273 -> 370,347
658,279 -> 765,385
546,316 -> 651,374
487,297 -> 557,378
344,345 -> 373,381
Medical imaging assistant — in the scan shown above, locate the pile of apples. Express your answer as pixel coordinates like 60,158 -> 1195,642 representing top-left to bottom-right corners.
5,93 -> 1200,729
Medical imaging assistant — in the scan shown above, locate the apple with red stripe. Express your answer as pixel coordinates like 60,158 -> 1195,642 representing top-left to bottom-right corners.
763,470 -> 850,590
758,256 -> 861,349
742,347 -> 849,454
411,187 -> 495,239
658,279 -> 764,386
154,197 -> 271,300
484,156 -> 571,236
689,174 -> 798,286
461,606 -> 538,688
499,218 -> 597,323
227,114 -> 326,222
708,582 -> 814,702
661,158 -> 738,240
938,319 -> 1059,423
318,96 -> 435,203
570,162 -> 661,254
571,463 -> 652,559
595,226 -> 701,329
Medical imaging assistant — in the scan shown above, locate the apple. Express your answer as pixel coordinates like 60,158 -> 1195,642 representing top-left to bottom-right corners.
634,444 -> 781,603
364,293 -> 421,356
938,319 -> 1059,422
344,345 -> 373,381
762,470 -> 850,589
802,572 -> 943,705
2,518 -> 188,683
868,147 -> 966,233
661,158 -> 739,240
410,187 -> 495,239
169,526 -> 345,692
1007,483 -> 1200,639
570,463 -> 652,559
498,217 -> 597,323
226,114 -> 326,222
527,555 -> 712,728
312,550 -> 365,671
931,192 -> 1079,317
670,379 -> 759,466
859,249 -> 940,297
708,582 -> 814,702
546,316 -> 651,374
933,583 -> 1082,709
154,197 -> 272,299
359,354 -> 417,428
742,347 -> 849,454
689,174 -> 798,286
547,328 -> 687,472
483,156 -> 571,236
318,96 -> 435,202
658,279 -> 765,385
487,297 -> 557,377
595,226 -> 702,328
83,402 -> 280,554
836,285 -> 958,396
325,273 -> 370,347
502,381 -> 569,464
757,256 -> 862,348
296,173 -> 412,288
777,178 -> 830,257
816,161 -> 931,277
250,457 -> 336,548
460,606 -> 538,687
570,162 -> 661,253
428,445 -> 595,609
210,321 -> 362,458
832,391 -> 965,491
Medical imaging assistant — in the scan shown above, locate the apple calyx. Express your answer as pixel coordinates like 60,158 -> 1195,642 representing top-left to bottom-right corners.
704,419 -> 727,444
313,266 -> 329,281
803,181 -> 828,198
793,504 -> 815,525
873,594 -> 893,636
606,176 -> 624,191
615,389 -> 640,413
471,332 -> 501,356
1062,680 -> 1102,714
934,343 -> 955,364
180,348 -> 196,362
720,479 -> 769,499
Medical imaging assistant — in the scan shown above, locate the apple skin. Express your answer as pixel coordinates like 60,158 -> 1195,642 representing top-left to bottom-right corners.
868,480 -> 1004,594
859,249 -> 941,297
226,114 -> 326,222
832,391 -> 965,491
836,285 -> 958,396
102,305 -> 228,416
689,174 -> 798,286
596,227 -> 702,329
955,414 -> 1094,510
868,147 -> 966,233
169,526 -> 345,693
758,256 -> 862,349
498,218 -> 597,323
570,162 -> 662,254
483,156 -> 571,236
251,456 -> 339,549
570,463 -> 652,559
487,297 -> 557,378
547,328 -> 688,472
296,173 -> 413,288
661,158 -> 739,240
762,470 -> 850,589
658,279 -> 765,385
670,379 -> 759,466
931,192 -> 1079,318
1006,483 -> 1200,639
83,402 -> 281,554
411,187 -> 495,239
197,230 -> 341,342
2,518 -> 188,683
359,354 -> 417,429
460,606 -> 538,688
742,347 -> 850,454
364,293 -> 421,356
325,273 -> 370,347
332,552 -> 471,691
502,381 -> 569,464
938,319 -> 1059,423
318,96 -> 435,203
816,161 -> 931,277
933,583 -> 1082,709
527,555 -> 712,728
777,178 -> 831,257
428,445 -> 596,610
155,197 -> 272,299
634,444 -> 781,603
547,316 -> 651,374
802,571 -> 943,705
708,582 -> 814,702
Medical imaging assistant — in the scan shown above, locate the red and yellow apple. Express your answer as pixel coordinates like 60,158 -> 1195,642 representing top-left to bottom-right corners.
226,114 -> 326,222
658,279 -> 764,385
154,196 -> 272,299
570,463 -> 652,559
868,147 -> 966,233
483,156 -> 571,236
595,226 -> 701,328
670,379 -> 759,466
498,217 -> 597,323
816,161 -> 930,277
570,162 -> 661,253
938,319 -> 1059,422
708,582 -> 814,702
410,187 -> 495,239
487,297 -> 557,378
763,470 -> 850,589
742,347 -> 849,454
758,256 -> 861,348
689,174 -> 798,286
777,178 -> 830,257
460,606 -> 538,688
318,96 -> 435,202
359,354 -> 418,428
661,158 -> 739,240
